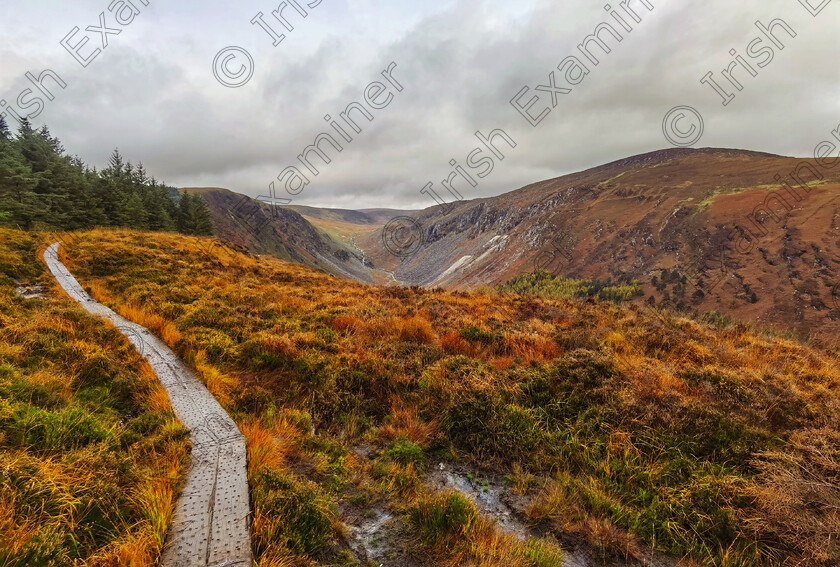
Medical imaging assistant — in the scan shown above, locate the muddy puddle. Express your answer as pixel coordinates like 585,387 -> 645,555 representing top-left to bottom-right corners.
14,280 -> 48,299
346,507 -> 395,562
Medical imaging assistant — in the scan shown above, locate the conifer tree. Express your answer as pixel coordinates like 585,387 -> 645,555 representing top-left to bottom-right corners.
135,162 -> 148,186
16,118 -> 33,139
106,148 -> 125,179
192,193 -> 214,236
0,143 -> 38,228
0,120 -> 213,237
176,191 -> 214,236
0,116 -> 10,140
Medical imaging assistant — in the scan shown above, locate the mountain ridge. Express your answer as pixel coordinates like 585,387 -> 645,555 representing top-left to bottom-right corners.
189,147 -> 840,339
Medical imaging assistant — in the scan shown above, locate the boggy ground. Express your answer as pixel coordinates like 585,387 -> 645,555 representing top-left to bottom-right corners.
57,228 -> 840,567
0,229 -> 189,565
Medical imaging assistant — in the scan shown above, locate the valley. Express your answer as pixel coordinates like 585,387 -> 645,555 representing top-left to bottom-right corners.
2,2 -> 838,564
17,227 -> 837,567
3,139 -> 840,566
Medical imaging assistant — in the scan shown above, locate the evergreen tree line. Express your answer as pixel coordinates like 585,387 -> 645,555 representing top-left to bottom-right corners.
0,116 -> 213,236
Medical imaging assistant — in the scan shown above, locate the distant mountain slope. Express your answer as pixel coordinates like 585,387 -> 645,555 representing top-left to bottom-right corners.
286,205 -> 414,225
358,148 -> 840,339
183,188 -> 378,283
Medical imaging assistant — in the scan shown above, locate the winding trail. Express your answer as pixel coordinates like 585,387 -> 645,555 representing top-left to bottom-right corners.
44,243 -> 251,567
348,234 -> 402,285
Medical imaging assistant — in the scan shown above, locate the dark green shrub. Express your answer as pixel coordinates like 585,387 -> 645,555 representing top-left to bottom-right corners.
460,326 -> 495,345
121,411 -> 168,446
675,406 -> 773,467
443,391 -> 542,462
385,437 -> 426,471
522,350 -> 618,423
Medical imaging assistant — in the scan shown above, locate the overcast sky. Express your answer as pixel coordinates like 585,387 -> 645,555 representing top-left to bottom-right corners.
1,0 -> 837,209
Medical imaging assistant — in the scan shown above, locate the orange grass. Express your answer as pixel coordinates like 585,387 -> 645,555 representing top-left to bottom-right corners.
47,227 -> 840,567
0,228 -> 188,566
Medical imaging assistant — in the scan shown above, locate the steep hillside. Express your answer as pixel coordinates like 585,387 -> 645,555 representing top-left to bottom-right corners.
183,188 -> 379,283
57,228 -> 840,567
358,148 -> 840,340
182,150 -> 840,340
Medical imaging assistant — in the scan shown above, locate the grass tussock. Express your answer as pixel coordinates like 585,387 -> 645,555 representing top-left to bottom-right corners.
411,491 -> 565,566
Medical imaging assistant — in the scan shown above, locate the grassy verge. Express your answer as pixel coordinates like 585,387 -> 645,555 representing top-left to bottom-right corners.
0,229 -> 189,565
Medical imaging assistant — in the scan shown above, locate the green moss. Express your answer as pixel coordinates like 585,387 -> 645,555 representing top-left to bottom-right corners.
385,437 -> 426,471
